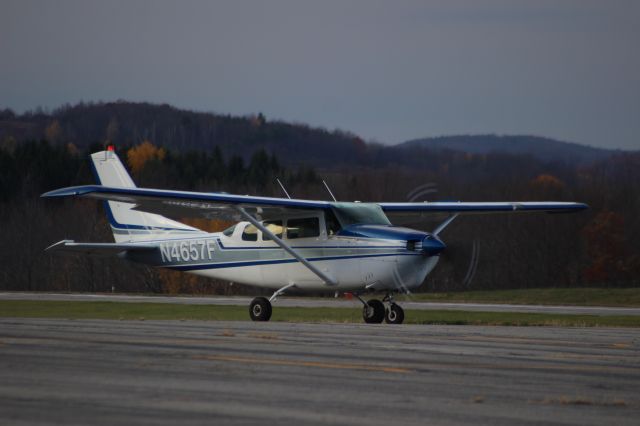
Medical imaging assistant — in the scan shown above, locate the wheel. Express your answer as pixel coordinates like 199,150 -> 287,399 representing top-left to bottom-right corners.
249,297 -> 272,321
385,304 -> 404,324
362,299 -> 385,324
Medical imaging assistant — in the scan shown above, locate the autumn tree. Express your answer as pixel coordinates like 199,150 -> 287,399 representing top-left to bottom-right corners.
127,141 -> 166,175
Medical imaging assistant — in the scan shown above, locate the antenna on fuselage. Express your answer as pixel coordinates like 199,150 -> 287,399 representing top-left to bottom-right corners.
322,180 -> 338,202
276,178 -> 292,199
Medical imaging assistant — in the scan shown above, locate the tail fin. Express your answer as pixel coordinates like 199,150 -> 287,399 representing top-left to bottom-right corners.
90,150 -> 202,242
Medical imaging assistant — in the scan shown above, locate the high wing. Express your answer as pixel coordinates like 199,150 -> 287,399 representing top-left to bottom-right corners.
379,201 -> 587,225
379,201 -> 587,214
42,185 -> 587,220
42,185 -> 331,221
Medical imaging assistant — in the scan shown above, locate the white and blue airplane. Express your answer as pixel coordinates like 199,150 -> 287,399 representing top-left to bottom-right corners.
43,148 -> 587,324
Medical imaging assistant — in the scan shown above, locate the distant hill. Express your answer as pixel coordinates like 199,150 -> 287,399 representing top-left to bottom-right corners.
399,135 -> 623,165
0,102 -> 365,168
0,102 -> 631,169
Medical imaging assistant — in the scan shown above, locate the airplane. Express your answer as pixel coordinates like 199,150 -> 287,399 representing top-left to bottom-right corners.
42,148 -> 588,324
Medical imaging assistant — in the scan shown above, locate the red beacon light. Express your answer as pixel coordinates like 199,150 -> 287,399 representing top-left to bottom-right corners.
107,145 -> 115,152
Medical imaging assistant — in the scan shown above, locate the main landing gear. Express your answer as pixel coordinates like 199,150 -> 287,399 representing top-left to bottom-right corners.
249,283 -> 296,322
358,293 -> 405,324
249,297 -> 272,321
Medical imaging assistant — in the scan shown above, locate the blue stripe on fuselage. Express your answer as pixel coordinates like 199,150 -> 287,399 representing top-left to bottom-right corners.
166,252 -> 423,272
216,239 -> 404,250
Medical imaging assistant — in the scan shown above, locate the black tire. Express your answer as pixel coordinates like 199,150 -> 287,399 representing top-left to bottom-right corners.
249,297 -> 272,322
362,299 -> 385,324
385,304 -> 404,324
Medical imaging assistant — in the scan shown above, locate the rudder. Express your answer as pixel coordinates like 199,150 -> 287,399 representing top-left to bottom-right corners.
90,149 -> 202,242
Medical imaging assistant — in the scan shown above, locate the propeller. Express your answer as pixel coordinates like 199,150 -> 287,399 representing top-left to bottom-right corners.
403,182 -> 481,291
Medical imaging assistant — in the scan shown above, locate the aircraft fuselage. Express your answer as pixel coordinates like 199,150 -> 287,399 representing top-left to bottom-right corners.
124,227 -> 439,292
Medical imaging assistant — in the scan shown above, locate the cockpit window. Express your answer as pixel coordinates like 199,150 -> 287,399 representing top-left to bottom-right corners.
222,225 -> 236,237
262,220 -> 284,241
287,217 -> 320,239
241,224 -> 259,241
331,202 -> 391,226
325,209 -> 341,236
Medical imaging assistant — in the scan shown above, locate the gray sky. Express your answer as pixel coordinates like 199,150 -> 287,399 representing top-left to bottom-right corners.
1,0 -> 638,149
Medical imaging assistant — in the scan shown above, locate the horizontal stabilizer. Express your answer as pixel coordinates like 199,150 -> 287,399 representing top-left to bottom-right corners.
46,240 -> 157,257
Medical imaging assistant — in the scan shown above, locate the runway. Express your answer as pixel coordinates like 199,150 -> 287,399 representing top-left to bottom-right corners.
0,318 -> 638,425
2,292 -> 640,316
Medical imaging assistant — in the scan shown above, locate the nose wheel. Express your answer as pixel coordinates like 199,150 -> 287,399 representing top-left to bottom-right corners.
382,292 -> 405,324
385,303 -> 404,324
357,294 -> 405,324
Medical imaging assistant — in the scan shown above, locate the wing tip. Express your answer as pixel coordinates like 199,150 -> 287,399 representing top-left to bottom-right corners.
41,185 -> 99,198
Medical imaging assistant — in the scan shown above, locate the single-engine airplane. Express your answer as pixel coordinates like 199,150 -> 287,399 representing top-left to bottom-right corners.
43,149 -> 587,324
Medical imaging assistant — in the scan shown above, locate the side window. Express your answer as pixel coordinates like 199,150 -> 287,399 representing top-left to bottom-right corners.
241,224 -> 259,241
222,225 -> 236,237
262,220 -> 283,241
287,217 -> 320,239
324,210 -> 341,236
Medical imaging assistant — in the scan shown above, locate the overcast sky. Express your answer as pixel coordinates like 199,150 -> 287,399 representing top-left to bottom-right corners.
1,0 -> 638,149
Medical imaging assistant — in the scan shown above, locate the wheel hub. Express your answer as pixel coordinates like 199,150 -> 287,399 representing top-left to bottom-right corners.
388,308 -> 397,321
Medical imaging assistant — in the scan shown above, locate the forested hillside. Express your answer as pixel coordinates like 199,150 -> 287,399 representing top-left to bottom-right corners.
400,135 -> 621,165
0,102 -> 365,168
1,101 -> 632,168
0,102 -> 638,294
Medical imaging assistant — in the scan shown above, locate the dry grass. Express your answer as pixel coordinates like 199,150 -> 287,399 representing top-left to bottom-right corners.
2,300 -> 640,327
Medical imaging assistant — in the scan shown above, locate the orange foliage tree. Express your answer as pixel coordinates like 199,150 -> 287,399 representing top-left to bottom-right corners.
531,174 -> 565,190
127,141 -> 166,174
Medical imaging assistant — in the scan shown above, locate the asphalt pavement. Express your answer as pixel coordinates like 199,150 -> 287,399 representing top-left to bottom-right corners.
0,318 -> 639,425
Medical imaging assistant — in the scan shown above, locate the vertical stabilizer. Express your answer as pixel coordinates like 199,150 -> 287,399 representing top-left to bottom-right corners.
90,150 -> 202,242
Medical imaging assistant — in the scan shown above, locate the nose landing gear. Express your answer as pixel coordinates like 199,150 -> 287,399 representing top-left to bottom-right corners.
384,303 -> 405,324
382,293 -> 405,324
355,292 -> 405,324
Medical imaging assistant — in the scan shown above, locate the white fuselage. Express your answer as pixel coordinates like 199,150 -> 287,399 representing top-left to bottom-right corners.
126,219 -> 438,293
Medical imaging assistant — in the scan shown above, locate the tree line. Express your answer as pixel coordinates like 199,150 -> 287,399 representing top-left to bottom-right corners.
0,137 -> 638,294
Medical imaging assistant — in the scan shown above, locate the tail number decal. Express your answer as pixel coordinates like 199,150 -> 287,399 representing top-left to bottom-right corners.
160,240 -> 215,263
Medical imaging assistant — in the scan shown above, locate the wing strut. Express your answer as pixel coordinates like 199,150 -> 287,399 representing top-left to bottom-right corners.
233,206 -> 337,286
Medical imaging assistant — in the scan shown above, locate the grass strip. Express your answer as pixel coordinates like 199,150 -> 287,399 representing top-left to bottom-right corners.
1,300 -> 639,327
403,287 -> 640,307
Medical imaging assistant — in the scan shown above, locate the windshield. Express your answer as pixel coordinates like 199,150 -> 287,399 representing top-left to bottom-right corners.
222,225 -> 236,237
331,202 -> 391,226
